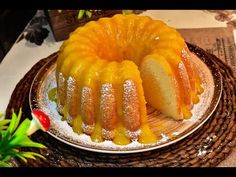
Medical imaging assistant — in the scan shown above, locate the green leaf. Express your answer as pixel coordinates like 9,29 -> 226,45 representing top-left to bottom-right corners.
18,140 -> 46,149
0,109 -> 47,165
0,130 -> 11,148
85,11 -> 92,18
0,113 -> 3,119
9,135 -> 46,149
1,154 -> 15,162
20,151 -> 45,160
0,160 -> 11,167
13,119 -> 30,137
15,154 -> 28,163
0,119 -> 10,126
0,119 -> 10,131
15,151 -> 46,164
6,108 -> 23,134
27,152 -> 46,160
6,112 -> 18,134
19,152 -> 36,160
0,149 -> 19,161
13,108 -> 22,132
77,10 -> 85,19
0,125 -> 9,131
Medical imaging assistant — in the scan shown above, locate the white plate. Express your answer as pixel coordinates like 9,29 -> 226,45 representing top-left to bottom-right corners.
29,51 -> 222,154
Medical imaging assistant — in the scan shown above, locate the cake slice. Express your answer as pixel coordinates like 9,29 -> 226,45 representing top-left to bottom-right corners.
140,54 -> 183,120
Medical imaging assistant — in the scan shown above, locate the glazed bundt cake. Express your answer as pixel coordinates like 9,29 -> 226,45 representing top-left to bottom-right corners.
56,14 -> 203,145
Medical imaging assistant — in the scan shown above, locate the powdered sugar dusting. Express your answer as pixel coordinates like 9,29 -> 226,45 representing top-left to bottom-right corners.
123,80 -> 140,133
100,83 -> 113,117
81,86 -> 95,128
81,87 -> 92,109
102,128 -> 114,140
66,76 -> 75,100
126,129 -> 141,141
82,122 -> 94,134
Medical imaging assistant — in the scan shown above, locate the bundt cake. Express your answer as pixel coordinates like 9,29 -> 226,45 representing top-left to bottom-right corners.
55,14 -> 203,145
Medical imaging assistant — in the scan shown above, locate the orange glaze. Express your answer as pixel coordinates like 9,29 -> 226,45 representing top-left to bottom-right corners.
56,14 -> 203,145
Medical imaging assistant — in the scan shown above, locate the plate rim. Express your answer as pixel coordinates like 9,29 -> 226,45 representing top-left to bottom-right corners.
29,51 -> 223,154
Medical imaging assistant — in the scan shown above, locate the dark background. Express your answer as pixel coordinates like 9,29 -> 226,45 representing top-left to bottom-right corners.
0,10 -> 37,62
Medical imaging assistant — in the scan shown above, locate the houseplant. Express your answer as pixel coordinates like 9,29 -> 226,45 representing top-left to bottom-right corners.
0,109 -> 49,167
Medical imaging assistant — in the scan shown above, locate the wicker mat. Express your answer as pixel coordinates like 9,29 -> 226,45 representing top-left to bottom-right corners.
5,43 -> 236,167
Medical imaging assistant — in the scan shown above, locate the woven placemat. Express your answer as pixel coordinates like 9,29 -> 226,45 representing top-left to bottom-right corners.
5,43 -> 236,167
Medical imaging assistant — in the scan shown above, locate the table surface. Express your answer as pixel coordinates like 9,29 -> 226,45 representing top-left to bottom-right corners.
0,10 -> 235,167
